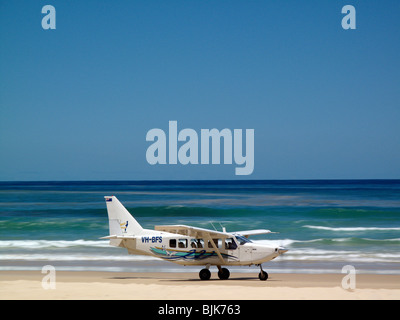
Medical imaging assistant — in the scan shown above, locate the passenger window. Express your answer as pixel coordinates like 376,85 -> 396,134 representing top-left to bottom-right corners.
196,239 -> 204,248
208,239 -> 221,248
169,239 -> 176,248
178,239 -> 188,248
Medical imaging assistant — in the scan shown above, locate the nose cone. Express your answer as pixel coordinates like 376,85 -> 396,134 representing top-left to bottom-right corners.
278,247 -> 288,254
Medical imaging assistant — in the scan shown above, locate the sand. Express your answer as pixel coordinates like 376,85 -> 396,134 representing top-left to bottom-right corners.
1,271 -> 399,300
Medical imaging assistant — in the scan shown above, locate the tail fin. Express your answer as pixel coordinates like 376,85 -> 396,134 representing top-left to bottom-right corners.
104,196 -> 143,236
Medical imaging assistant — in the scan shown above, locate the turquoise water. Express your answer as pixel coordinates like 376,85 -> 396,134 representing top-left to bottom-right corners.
1,180 -> 400,274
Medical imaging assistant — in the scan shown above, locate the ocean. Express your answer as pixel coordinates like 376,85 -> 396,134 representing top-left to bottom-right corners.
1,180 -> 400,274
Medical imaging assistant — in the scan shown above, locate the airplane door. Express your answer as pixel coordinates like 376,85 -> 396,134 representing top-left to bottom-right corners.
234,235 -> 253,263
237,243 -> 253,263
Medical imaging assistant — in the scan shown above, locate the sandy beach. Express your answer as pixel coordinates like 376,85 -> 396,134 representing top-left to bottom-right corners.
1,271 -> 399,300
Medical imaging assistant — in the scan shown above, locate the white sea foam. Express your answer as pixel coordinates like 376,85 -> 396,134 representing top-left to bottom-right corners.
0,253 -> 158,261
0,239 -> 110,249
253,239 -> 300,247
302,225 -> 400,231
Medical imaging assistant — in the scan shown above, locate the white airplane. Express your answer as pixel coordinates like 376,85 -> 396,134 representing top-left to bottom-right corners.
101,196 -> 288,281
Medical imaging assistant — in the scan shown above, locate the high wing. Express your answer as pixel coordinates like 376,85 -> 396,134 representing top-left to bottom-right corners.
234,229 -> 275,238
154,224 -> 231,239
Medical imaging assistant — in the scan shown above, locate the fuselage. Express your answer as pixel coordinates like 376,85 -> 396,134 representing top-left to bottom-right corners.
109,229 -> 282,266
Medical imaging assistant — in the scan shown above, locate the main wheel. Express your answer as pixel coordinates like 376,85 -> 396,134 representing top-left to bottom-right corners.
259,271 -> 268,281
217,268 -> 230,280
199,268 -> 211,280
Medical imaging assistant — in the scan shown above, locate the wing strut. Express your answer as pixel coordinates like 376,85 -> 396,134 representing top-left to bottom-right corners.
204,233 -> 225,264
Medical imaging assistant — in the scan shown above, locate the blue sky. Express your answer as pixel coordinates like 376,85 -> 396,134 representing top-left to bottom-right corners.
1,0 -> 399,180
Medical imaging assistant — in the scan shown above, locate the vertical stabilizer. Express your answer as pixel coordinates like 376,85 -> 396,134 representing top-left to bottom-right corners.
104,196 -> 143,236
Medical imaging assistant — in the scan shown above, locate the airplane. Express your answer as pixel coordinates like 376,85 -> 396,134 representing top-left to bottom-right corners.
101,196 -> 288,281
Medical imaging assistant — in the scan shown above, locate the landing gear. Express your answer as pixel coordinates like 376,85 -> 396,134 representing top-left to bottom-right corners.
199,266 -> 230,280
258,265 -> 268,281
217,266 -> 230,280
199,265 -> 268,281
199,268 -> 211,280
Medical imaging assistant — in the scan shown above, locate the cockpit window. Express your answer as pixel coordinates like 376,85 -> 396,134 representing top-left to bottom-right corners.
234,234 -> 252,245
225,238 -> 237,250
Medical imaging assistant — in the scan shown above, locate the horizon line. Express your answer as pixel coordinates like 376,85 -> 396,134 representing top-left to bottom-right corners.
1,178 -> 399,184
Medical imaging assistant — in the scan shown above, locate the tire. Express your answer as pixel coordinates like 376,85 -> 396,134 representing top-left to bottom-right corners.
217,268 -> 230,280
199,268 -> 211,280
259,271 -> 268,281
